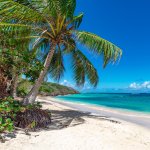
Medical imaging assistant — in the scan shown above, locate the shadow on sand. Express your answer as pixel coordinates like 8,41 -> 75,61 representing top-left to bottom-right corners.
39,100 -> 121,130
1,103 -> 121,143
48,109 -> 121,130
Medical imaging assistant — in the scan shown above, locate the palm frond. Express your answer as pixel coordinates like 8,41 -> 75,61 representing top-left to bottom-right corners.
63,38 -> 76,53
47,0 -> 76,17
0,0 -> 45,23
32,38 -> 50,60
26,0 -> 62,17
75,31 -> 122,67
72,50 -> 98,87
65,0 -> 76,17
48,48 -> 65,81
28,0 -> 76,18
72,53 -> 85,86
0,22 -> 31,46
75,50 -> 98,87
72,13 -> 83,28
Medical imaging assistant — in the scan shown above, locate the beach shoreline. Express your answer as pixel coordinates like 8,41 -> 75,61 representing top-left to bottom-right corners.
42,96 -> 150,129
54,96 -> 150,116
1,96 -> 150,150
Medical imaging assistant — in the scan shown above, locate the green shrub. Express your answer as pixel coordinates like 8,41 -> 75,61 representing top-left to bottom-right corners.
0,97 -> 50,135
0,97 -> 22,133
17,80 -> 33,97
0,118 -> 13,133
39,84 -> 54,93
17,88 -> 28,97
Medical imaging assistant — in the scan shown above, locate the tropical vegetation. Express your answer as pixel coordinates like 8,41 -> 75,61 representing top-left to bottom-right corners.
17,79 -> 78,97
0,0 -> 121,104
0,0 -> 122,135
0,97 -> 50,135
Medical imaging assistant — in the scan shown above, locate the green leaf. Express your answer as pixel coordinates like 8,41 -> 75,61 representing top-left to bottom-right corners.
72,13 -> 83,28
72,50 -> 98,87
48,48 -> 65,81
75,31 -> 122,67
0,0 -> 45,23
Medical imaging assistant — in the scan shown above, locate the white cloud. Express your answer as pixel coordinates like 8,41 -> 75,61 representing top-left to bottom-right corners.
129,81 -> 150,89
141,81 -> 150,88
60,80 -> 74,87
129,82 -> 140,89
60,80 -> 93,91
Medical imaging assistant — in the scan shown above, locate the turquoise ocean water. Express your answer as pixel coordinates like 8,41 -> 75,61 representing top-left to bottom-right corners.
57,93 -> 150,113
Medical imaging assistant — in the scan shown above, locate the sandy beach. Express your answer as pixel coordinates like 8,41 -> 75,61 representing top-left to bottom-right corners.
53,96 -> 150,129
1,96 -> 150,150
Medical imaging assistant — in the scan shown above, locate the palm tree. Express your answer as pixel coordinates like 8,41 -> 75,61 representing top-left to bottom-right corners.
0,0 -> 122,104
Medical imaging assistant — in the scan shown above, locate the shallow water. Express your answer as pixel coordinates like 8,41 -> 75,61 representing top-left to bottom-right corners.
57,93 -> 150,113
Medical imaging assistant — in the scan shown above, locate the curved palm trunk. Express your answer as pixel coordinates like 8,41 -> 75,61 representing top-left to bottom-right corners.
23,44 -> 56,105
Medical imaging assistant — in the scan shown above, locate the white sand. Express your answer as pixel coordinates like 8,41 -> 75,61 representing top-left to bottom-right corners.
1,97 -> 150,150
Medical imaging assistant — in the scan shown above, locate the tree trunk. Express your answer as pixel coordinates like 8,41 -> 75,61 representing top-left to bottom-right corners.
0,67 -> 10,99
10,73 -> 19,98
23,44 -> 56,105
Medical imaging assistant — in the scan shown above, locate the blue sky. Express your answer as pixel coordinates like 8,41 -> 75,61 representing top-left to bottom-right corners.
51,0 -> 150,92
